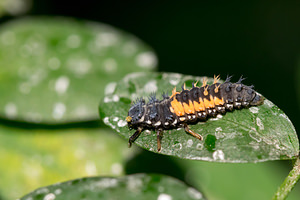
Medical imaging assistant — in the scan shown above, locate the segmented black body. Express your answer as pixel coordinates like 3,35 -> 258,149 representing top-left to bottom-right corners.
126,76 -> 264,151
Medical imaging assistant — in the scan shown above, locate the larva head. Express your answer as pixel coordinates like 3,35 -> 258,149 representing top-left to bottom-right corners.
126,98 -> 145,128
250,93 -> 264,106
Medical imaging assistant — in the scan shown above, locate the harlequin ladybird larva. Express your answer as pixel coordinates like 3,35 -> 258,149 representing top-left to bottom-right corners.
125,75 -> 264,152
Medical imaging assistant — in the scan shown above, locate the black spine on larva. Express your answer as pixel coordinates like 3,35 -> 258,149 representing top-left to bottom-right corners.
148,103 -> 159,122
220,82 -> 234,105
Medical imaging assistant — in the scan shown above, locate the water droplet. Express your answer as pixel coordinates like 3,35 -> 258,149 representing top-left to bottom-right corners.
1,31 -> 15,45
187,139 -> 193,147
144,80 -> 157,93
29,68 -> 48,85
264,99 -> 273,108
249,107 -> 259,114
85,160 -> 97,176
103,58 -> 118,73
4,102 -> 17,118
172,142 -> 182,150
112,94 -> 120,102
256,117 -> 264,130
187,187 -> 202,199
74,148 -> 85,159
66,34 -> 81,48
94,178 -> 118,189
67,58 -> 91,76
127,176 -> 143,192
3,0 -> 30,15
157,193 -> 172,200
54,189 -> 62,195
36,188 -> 49,195
248,128 -> 262,142
215,127 -> 224,139
122,41 -> 138,56
48,57 -> 61,70
279,113 -> 289,121
104,82 -> 117,95
117,120 -> 127,127
19,82 -> 31,94
111,163 -> 123,175
52,103 -> 66,120
43,193 -> 55,200
103,117 -> 109,124
196,143 -> 203,150
55,76 -> 70,95
135,52 -> 157,69
212,150 -> 225,160
95,32 -> 118,47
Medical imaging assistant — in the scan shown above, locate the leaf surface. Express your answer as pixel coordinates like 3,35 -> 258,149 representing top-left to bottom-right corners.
0,17 -> 156,123
99,72 -> 299,162
20,174 -> 205,200
0,124 -> 133,199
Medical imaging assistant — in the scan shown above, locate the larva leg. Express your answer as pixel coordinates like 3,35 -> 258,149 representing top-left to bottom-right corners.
128,127 -> 143,148
184,124 -> 203,140
156,129 -> 163,152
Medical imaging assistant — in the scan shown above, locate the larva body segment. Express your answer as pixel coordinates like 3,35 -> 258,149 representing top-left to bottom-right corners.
126,75 -> 264,152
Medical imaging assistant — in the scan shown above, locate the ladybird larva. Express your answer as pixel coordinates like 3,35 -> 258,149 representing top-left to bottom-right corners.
126,75 -> 264,152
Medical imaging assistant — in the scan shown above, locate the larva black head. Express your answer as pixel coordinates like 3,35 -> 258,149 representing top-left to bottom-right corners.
250,93 -> 264,106
126,98 -> 145,128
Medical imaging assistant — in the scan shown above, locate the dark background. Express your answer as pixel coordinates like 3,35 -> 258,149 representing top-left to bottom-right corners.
23,0 -> 300,135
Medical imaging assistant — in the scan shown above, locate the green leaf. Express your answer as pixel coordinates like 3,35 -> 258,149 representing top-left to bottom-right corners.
0,17 -> 157,123
20,174 -> 205,200
0,124 -> 135,199
99,72 -> 299,163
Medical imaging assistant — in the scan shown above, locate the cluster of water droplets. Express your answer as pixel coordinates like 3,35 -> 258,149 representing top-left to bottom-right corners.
0,18 -> 157,122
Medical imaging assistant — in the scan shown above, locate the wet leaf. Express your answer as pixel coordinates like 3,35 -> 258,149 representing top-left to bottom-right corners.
0,124 -> 135,199
0,17 -> 157,123
20,174 -> 205,200
99,72 -> 299,163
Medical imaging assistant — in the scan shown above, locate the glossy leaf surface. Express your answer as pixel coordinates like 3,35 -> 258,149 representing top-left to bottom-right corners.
0,17 -> 156,123
20,174 -> 205,200
99,72 -> 299,162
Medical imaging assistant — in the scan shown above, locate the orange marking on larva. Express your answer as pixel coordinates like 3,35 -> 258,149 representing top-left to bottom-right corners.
214,84 -> 221,93
171,98 -> 185,116
183,100 -> 195,114
213,96 -> 224,106
170,87 -> 179,98
204,86 -> 209,96
193,81 -> 198,87
213,74 -> 220,84
204,96 -> 215,108
193,99 -> 206,111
